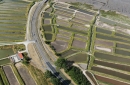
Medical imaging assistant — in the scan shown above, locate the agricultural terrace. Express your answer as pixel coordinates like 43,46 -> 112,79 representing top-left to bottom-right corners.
41,1 -> 97,63
3,65 -> 19,85
89,16 -> 130,84
0,0 -> 30,42
0,44 -> 25,66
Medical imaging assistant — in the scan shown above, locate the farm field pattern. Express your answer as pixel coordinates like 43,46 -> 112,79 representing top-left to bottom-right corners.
43,1 -> 130,85
90,15 -> 130,84
42,2 -> 96,64
0,0 -> 29,42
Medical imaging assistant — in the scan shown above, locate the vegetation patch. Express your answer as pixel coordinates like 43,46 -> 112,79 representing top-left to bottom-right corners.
16,64 -> 36,85
60,49 -> 78,58
0,67 -> 9,85
27,65 -> 49,85
92,66 -> 130,81
51,39 -> 69,53
0,75 -> 4,85
43,25 -> 52,32
0,49 -> 14,59
0,58 -> 10,66
44,33 -> 53,40
55,58 -> 91,85
67,53 -> 88,63
72,39 -> 87,49
3,65 -> 19,85
0,0 -> 30,42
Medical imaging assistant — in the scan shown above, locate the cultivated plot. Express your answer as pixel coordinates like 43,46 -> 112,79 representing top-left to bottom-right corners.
72,39 -> 87,49
92,66 -> 130,81
51,39 -> 69,53
67,53 -> 88,62
3,65 -> 19,85
94,59 -> 130,72
17,64 -> 36,85
95,74 -> 130,85
61,49 -> 78,58
0,0 -> 29,42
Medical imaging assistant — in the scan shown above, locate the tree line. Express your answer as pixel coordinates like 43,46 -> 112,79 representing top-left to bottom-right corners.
55,58 -> 91,85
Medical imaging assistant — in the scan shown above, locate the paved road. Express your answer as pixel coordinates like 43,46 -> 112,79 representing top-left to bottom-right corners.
29,0 -> 68,84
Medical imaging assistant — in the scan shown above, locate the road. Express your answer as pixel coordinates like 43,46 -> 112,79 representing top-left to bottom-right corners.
29,0 -> 68,84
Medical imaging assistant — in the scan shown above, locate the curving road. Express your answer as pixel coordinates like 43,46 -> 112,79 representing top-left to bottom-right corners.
28,0 -> 68,84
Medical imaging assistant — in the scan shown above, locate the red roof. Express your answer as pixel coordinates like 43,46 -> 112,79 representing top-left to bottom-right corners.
18,53 -> 23,59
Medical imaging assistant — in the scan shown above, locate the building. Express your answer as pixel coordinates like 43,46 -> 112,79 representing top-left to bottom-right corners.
10,53 -> 23,63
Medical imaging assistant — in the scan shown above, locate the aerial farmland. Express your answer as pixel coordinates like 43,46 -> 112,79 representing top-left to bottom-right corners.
42,1 -> 97,64
41,0 -> 130,85
0,0 -> 30,42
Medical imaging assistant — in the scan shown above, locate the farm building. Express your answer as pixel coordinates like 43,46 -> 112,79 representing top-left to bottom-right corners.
10,53 -> 23,63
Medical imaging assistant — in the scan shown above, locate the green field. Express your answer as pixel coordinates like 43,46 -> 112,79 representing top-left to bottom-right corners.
61,49 -> 78,58
43,25 -> 52,32
44,33 -> 53,40
0,49 -> 14,59
0,75 -> 4,85
0,0 -> 30,42
0,58 -> 10,65
67,53 -> 88,63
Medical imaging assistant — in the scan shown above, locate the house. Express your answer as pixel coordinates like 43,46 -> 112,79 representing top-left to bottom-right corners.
10,53 -> 23,63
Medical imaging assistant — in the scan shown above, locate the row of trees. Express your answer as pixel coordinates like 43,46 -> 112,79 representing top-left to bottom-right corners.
55,58 -> 91,85
44,70 -> 62,85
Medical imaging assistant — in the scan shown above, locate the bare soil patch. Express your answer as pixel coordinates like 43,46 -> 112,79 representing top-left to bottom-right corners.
28,43 -> 45,72
95,46 -> 112,53
86,71 -> 98,85
92,66 -> 130,81
94,52 -> 130,64
72,39 -> 87,49
72,23 -> 89,31
55,11 -> 73,18
56,18 -> 71,27
75,12 -> 93,21
95,74 -> 130,85
58,29 -> 72,36
3,65 -> 19,85
94,59 -> 130,72
71,18 -> 89,25
51,39 -> 69,52
44,19 -> 51,24
46,8 -> 52,13
75,34 -> 88,40
16,64 -> 36,85
56,33 -> 71,41
67,53 -> 87,62
95,39 -> 114,47
55,2 -> 69,8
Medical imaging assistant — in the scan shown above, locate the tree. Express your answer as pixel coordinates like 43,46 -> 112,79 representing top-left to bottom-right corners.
50,77 -> 61,85
55,58 -> 66,68
44,70 -> 53,79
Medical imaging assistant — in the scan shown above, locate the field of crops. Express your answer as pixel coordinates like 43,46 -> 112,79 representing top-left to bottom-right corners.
0,49 -> 14,59
90,16 -> 130,84
42,1 -> 96,63
0,58 -> 10,65
0,0 -> 30,42
67,53 -> 88,63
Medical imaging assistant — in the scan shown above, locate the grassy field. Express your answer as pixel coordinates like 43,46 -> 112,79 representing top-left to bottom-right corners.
27,65 -> 49,85
67,53 -> 88,63
0,67 -> 9,85
0,58 -> 10,65
0,49 -> 14,59
0,75 -> 4,85
0,0 -> 30,42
